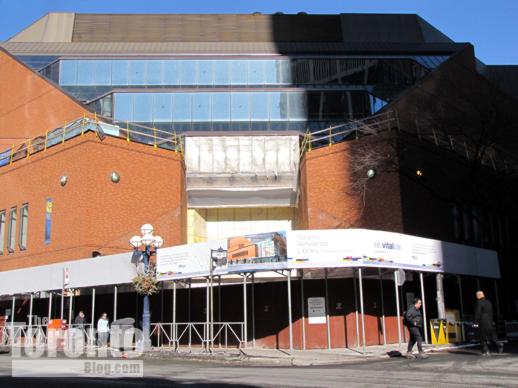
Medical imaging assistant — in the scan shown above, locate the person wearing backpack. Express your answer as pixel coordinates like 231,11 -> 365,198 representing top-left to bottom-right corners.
404,298 -> 429,360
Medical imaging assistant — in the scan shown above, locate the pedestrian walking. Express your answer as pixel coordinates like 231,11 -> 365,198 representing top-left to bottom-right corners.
405,298 -> 429,359
97,313 -> 110,347
474,291 -> 503,356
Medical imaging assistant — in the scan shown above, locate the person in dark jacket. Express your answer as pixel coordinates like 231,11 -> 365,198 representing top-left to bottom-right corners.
74,311 -> 86,327
474,291 -> 503,356
405,298 -> 428,359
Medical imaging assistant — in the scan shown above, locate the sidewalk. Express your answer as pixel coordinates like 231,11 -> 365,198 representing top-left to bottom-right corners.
144,342 -> 479,366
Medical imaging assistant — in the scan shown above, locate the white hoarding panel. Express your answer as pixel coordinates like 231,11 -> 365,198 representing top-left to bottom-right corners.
307,297 -> 327,324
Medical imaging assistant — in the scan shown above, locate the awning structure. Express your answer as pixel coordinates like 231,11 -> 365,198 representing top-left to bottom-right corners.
0,228 -> 499,296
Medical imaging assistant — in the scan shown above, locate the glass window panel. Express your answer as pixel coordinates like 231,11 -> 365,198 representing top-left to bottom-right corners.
173,93 -> 192,122
19,204 -> 28,250
192,93 -> 211,121
59,60 -> 77,85
153,94 -> 173,122
129,61 -> 146,85
214,61 -> 230,85
0,211 -> 5,255
114,93 -> 133,122
250,93 -> 268,121
94,60 -> 111,85
231,93 -> 249,121
279,61 -> 292,84
112,60 -> 129,85
179,60 -> 196,85
248,61 -> 264,85
163,60 -> 179,85
146,60 -> 162,85
230,61 -> 247,85
7,207 -> 16,252
134,94 -> 153,122
211,93 -> 230,121
288,92 -> 307,121
198,61 -> 214,85
269,92 -> 288,120
264,60 -> 278,84
76,61 -> 95,85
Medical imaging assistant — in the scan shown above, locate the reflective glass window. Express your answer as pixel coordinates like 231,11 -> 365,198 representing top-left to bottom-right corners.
231,93 -> 249,120
163,61 -> 179,85
192,93 -> 211,121
264,60 -> 279,84
179,60 -> 196,85
134,93 -> 152,121
76,61 -> 95,85
288,92 -> 307,121
214,61 -> 230,85
112,60 -> 129,85
153,94 -> 173,122
146,61 -> 162,85
0,210 -> 5,255
211,93 -> 230,121
250,93 -> 268,121
129,61 -> 146,85
60,61 -> 77,85
248,61 -> 264,85
230,61 -> 247,85
279,61 -> 292,84
7,207 -> 16,252
174,93 -> 192,122
18,203 -> 28,250
114,93 -> 133,122
94,60 -> 112,85
198,61 -> 214,85
269,92 -> 288,120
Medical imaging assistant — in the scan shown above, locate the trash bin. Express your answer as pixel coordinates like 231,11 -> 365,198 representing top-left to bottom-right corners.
110,318 -> 135,350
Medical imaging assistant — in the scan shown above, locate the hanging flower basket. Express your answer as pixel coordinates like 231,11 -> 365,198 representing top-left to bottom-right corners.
132,266 -> 159,295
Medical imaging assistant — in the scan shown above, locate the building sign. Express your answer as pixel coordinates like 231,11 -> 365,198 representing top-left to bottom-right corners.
44,198 -> 53,244
307,297 -> 326,324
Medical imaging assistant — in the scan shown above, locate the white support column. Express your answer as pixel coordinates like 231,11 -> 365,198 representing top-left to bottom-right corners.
90,288 -> 95,346
358,268 -> 366,355
243,274 -> 248,346
68,291 -> 73,325
378,269 -> 387,346
205,277 -> 210,351
420,272 -> 429,344
29,293 -> 34,326
436,274 -> 446,319
457,275 -> 465,342
48,292 -> 52,323
324,269 -> 331,350
353,270 -> 360,352
60,289 -> 64,321
251,273 -> 256,348
394,271 -> 402,348
173,281 -> 177,346
11,296 -> 15,345
287,270 -> 293,353
300,269 -> 306,350
218,276 -> 222,348
113,286 -> 118,322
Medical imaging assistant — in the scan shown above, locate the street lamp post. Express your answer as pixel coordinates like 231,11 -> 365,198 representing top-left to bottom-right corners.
130,224 -> 163,351
209,247 -> 227,349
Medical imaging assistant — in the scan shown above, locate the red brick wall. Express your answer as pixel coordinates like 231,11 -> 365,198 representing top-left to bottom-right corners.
0,133 -> 186,271
298,136 -> 403,232
0,49 -> 90,149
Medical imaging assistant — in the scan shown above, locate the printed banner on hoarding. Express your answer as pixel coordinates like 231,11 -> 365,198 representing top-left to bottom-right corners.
156,231 -> 288,280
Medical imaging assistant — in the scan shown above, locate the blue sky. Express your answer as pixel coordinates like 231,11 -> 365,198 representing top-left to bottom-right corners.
1,0 -> 516,64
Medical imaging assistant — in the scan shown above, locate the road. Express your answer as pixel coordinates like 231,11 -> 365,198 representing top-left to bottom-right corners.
0,345 -> 517,387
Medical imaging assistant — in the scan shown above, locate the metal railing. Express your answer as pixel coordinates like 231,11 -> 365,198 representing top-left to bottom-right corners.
150,322 -> 245,350
0,114 -> 184,169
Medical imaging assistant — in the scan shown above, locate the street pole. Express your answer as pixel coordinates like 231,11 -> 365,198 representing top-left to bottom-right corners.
300,269 -> 306,350
287,270 -> 293,353
436,274 -> 445,319
206,277 -> 210,351
252,273 -> 256,348
29,293 -> 33,327
113,286 -> 118,322
11,296 -> 15,345
68,290 -> 73,325
420,272 -> 429,344
324,268 -> 331,350
394,271 -> 402,348
353,270 -> 360,352
243,274 -> 248,347
48,292 -> 52,324
173,281 -> 177,348
358,268 -> 366,355
142,248 -> 152,351
60,288 -> 64,321
91,288 -> 95,347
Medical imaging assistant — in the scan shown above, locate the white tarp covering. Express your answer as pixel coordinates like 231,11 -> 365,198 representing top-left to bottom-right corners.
185,135 -> 299,207
0,252 -> 137,295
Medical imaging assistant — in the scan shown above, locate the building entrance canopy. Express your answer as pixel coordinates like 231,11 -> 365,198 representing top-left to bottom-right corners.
156,228 -> 500,281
